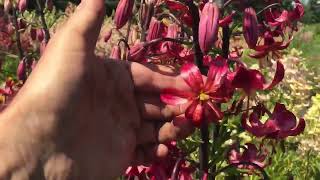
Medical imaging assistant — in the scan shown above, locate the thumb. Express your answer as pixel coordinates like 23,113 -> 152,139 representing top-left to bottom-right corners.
52,0 -> 106,51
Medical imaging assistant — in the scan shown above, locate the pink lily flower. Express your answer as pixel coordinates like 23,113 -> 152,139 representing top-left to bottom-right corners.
161,59 -> 230,126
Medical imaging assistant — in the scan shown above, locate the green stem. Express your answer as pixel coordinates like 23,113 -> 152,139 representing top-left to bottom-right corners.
11,9 -> 23,59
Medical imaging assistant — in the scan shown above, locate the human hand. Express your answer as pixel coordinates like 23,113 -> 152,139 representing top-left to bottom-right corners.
0,0 -> 193,179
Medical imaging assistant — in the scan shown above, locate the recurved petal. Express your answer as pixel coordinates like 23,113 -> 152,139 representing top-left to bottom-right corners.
263,61 -> 285,90
160,88 -> 193,105
205,101 -> 223,122
185,101 -> 203,127
241,113 -> 268,137
288,118 -> 305,136
205,56 -> 228,92
180,63 -> 204,92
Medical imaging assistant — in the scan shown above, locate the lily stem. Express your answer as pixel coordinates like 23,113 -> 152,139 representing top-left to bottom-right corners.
11,9 -> 23,59
185,0 -> 208,177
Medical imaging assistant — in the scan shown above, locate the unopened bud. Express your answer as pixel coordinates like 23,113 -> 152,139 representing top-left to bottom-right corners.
17,59 -> 26,81
146,17 -> 162,41
4,0 -> 13,14
30,28 -> 37,40
46,0 -> 53,11
104,30 -> 112,43
199,2 -> 220,54
18,0 -> 28,12
36,29 -> 45,42
114,0 -> 134,29
243,7 -> 259,49
110,46 -> 121,60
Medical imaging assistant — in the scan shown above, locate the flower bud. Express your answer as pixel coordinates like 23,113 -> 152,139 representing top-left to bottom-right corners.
243,7 -> 259,49
104,30 -> 112,43
36,29 -> 45,42
114,0 -> 134,29
146,17 -> 162,41
128,42 -> 147,62
17,59 -> 26,81
46,0 -> 53,11
18,0 -> 28,12
139,2 -> 154,30
4,0 -> 13,14
18,18 -> 26,30
198,2 -> 220,54
30,28 -> 37,40
109,46 -> 121,60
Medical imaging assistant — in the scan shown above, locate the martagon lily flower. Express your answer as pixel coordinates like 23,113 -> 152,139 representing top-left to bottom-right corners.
228,143 -> 268,170
242,103 -> 305,139
161,59 -> 230,126
231,61 -> 285,95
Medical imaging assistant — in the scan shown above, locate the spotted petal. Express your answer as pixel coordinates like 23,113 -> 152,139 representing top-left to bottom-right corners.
263,61 -> 285,90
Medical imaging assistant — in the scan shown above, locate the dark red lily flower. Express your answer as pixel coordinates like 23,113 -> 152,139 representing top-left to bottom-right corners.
219,11 -> 235,27
161,59 -> 230,126
289,0 -> 304,21
228,143 -> 268,170
249,31 -> 292,59
165,0 -> 188,13
0,78 -> 15,96
242,103 -> 305,139
231,61 -> 284,94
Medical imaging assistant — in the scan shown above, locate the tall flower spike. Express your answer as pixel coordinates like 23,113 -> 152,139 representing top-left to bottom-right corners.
198,2 -> 220,54
243,7 -> 259,49
114,0 -> 134,29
